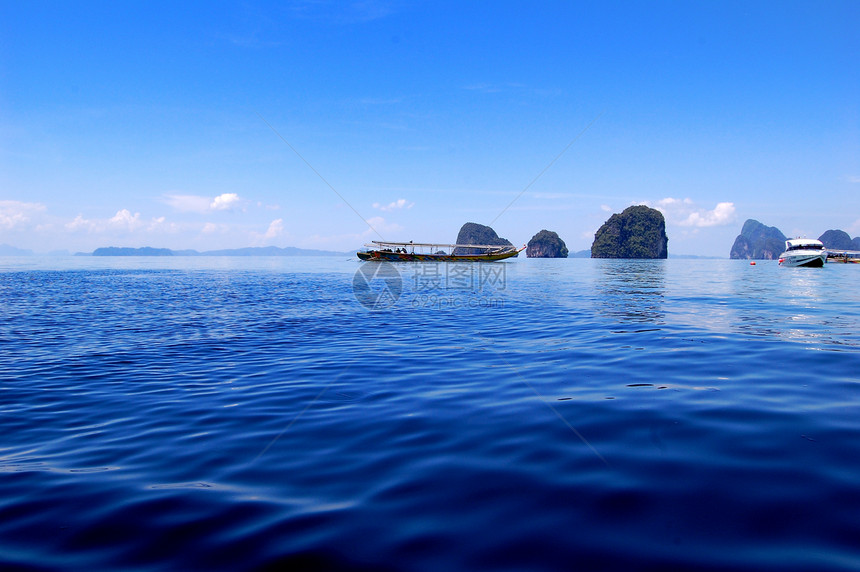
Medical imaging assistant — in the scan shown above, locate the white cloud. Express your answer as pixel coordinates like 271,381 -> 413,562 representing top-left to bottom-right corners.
849,219 -> 860,234
66,211 -> 169,234
600,204 -> 612,212
109,209 -> 143,231
0,200 -> 46,229
373,198 -> 414,212
164,193 -> 242,213
210,193 -> 240,211
65,214 -> 97,232
847,176 -> 860,183
650,197 -> 736,228
249,218 -> 287,246
264,218 -> 284,239
655,197 -> 693,208
679,202 -> 736,227
147,216 -> 180,233
201,222 -> 221,234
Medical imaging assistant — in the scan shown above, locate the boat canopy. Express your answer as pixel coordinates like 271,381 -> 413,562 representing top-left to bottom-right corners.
367,241 -> 515,250
785,239 -> 825,251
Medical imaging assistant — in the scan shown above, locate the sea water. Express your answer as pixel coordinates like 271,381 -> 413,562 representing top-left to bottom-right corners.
1,256 -> 858,571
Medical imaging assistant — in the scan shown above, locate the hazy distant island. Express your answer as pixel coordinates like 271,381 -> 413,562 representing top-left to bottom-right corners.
526,230 -> 568,258
86,246 -> 350,257
729,220 -> 860,259
0,244 -> 35,256
91,247 -> 175,256
591,206 -> 668,259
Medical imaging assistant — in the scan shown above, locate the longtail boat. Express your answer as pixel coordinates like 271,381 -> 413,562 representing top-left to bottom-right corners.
826,250 -> 860,263
357,241 -> 524,262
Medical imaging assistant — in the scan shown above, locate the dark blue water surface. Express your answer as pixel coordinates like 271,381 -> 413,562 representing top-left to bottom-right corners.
1,257 -> 859,571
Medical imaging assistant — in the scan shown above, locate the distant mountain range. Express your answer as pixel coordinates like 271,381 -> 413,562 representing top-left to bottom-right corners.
84,246 -> 351,257
1,243 -> 352,257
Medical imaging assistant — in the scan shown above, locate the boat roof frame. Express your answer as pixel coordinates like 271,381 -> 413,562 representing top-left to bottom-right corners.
367,240 -> 516,250
785,238 -> 825,246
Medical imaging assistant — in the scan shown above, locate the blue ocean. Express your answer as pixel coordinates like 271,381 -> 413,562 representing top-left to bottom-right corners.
1,256 -> 858,571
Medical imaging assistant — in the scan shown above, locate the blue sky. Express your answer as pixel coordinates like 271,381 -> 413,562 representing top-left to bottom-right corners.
2,1 -> 858,256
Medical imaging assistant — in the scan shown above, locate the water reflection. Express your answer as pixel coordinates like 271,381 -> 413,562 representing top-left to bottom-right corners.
726,263 -> 836,343
593,260 -> 666,324
779,267 -> 826,307
668,261 -> 860,349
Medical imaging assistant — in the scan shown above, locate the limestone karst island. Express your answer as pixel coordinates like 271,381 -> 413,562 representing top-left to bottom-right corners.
591,206 -> 668,259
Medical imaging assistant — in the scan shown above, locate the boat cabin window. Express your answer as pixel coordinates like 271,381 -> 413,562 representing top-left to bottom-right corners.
786,243 -> 824,251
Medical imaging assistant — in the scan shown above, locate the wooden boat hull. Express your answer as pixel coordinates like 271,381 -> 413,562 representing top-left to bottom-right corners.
827,253 -> 860,263
357,249 -> 521,262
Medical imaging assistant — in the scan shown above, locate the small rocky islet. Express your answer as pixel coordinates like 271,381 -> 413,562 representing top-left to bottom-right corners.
453,222 -> 515,255
590,205 -> 668,259
526,230 -> 569,258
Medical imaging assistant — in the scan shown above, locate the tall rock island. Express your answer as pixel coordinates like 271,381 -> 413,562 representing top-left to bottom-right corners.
591,206 -> 668,259
526,230 -> 568,258
454,222 -> 513,254
729,220 -> 786,259
818,229 -> 854,250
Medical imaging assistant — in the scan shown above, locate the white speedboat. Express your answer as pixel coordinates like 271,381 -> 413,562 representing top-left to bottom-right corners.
778,238 -> 827,267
